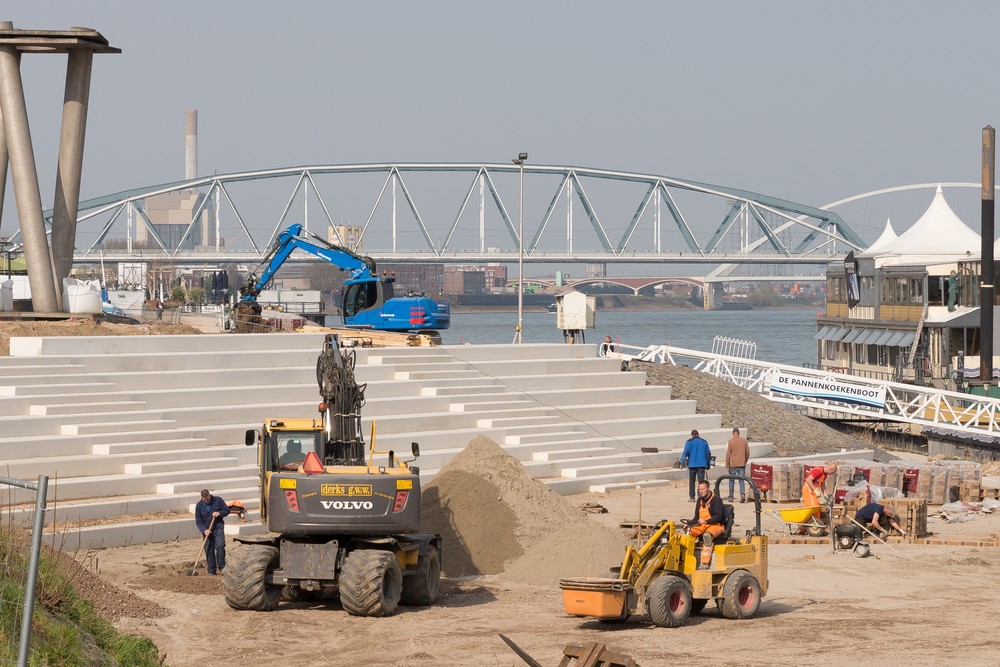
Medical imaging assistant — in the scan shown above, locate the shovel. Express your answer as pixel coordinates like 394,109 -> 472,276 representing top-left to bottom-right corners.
186,515 -> 216,576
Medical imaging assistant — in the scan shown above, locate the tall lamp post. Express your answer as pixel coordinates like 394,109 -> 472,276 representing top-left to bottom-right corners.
512,152 -> 527,344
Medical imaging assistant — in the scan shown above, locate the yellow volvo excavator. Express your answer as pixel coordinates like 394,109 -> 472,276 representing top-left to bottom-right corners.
223,333 -> 441,616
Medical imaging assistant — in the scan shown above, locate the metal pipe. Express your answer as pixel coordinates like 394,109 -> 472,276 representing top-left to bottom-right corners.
12,474 -> 47,667
981,126 -> 995,387
0,37 -> 59,312
51,46 -> 94,285
512,153 -> 527,343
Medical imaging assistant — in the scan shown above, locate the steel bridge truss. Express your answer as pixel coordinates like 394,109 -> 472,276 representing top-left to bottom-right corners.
29,163 -> 866,265
623,343 -> 1000,438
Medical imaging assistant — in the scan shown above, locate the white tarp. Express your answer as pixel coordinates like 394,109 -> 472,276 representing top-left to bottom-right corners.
769,371 -> 887,409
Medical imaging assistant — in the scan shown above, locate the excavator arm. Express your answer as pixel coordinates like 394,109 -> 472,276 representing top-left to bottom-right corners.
316,333 -> 367,465
242,223 -> 377,299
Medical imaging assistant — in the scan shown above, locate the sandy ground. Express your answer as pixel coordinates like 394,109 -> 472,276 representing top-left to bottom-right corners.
90,480 -> 1000,667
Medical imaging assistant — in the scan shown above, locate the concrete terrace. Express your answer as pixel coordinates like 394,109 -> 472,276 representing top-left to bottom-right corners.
0,333 -> 772,549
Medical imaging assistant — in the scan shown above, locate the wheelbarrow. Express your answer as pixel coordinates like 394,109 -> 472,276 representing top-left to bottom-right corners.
765,506 -> 828,537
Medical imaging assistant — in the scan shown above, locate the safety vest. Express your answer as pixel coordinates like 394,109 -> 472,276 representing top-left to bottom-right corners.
698,493 -> 715,522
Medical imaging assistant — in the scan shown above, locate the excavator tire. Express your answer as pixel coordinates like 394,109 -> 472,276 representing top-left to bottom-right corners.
400,545 -> 440,606
720,570 -> 761,620
223,544 -> 281,611
647,575 -> 692,628
339,549 -> 402,617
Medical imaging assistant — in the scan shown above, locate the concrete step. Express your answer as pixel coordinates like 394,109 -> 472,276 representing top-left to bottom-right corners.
552,400 -> 698,421
559,462 -> 642,478
123,456 -> 241,475
523,454 -> 635,478
544,468 -> 684,494
449,400 -> 533,412
441,343 -> 602,362
532,447 -> 616,462
91,438 -> 212,455
161,472 -> 260,495
494,372 -> 646,391
394,369 -> 483,381
503,430 -> 591,445
0,363 -> 87,376
61,419 -> 179,436
30,401 -> 148,416
420,384 -> 509,397
10,331 -> 330,356
528,385 -> 674,405
476,415 -> 563,429
0,382 -> 117,397
1,446 -> 248,479
366,353 -> 449,365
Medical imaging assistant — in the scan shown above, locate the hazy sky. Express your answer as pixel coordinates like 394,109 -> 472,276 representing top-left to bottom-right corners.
3,2 -> 1000,252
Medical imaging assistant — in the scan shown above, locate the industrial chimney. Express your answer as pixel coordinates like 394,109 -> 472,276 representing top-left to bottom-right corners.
185,109 -> 197,180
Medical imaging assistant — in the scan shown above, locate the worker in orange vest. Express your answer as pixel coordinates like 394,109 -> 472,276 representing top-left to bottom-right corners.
683,479 -> 726,569
802,463 -> 838,508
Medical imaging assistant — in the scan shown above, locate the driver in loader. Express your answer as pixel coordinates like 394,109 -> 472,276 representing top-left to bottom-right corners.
279,440 -> 305,470
683,479 -> 726,569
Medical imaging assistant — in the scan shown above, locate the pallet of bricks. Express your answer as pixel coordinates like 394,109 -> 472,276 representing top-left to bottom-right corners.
749,462 -> 804,502
831,459 -> 981,505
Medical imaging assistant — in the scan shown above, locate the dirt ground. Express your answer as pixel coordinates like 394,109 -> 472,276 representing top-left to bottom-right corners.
0,317 -> 210,355
82,477 -> 1000,667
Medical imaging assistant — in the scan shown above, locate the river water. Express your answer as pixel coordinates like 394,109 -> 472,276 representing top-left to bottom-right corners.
436,308 -> 819,367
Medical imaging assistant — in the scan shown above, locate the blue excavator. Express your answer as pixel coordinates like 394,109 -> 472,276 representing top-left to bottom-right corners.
235,223 -> 450,333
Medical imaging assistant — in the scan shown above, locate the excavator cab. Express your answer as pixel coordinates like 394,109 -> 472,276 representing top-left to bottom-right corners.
342,279 -> 391,319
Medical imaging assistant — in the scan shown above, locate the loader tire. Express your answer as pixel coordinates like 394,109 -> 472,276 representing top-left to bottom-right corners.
400,544 -> 440,606
339,549 -> 402,617
720,570 -> 761,620
223,544 -> 281,611
647,575 -> 692,628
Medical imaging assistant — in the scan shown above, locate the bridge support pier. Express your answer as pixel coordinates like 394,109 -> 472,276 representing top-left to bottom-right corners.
704,283 -> 725,310
0,24 -> 118,312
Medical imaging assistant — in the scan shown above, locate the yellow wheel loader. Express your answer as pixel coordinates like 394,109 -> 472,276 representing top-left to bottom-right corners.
560,475 -> 766,627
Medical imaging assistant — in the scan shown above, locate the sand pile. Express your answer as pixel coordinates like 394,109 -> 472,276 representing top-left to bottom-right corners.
420,435 -> 628,585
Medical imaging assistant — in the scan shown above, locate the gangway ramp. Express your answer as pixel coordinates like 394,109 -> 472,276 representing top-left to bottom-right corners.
613,343 -> 1000,438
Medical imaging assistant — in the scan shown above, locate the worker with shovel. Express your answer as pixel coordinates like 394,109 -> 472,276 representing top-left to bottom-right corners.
195,489 -> 230,575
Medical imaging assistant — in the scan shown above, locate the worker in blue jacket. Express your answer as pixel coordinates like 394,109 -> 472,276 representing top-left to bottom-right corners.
680,429 -> 712,502
195,489 -> 230,575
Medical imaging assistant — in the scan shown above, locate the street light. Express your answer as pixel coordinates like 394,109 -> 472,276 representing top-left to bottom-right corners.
512,152 -> 527,344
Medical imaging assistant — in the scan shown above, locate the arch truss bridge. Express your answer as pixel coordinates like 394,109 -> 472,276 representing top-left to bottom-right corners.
30,163 -> 867,267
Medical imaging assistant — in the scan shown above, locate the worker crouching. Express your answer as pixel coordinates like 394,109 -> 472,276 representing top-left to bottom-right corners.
683,479 -> 726,569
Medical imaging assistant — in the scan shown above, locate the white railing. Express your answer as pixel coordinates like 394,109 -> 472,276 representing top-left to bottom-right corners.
611,342 -> 1000,437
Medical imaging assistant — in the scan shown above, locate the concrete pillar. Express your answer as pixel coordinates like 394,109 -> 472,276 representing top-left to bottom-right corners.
0,38 -> 60,312
704,283 -> 725,310
51,47 -> 94,285
0,101 -> 8,228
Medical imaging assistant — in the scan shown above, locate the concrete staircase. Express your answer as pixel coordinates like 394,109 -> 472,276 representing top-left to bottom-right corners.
0,333 -> 771,549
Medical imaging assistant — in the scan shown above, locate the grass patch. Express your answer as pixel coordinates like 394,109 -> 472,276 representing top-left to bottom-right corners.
0,527 -> 163,666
